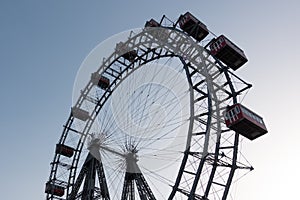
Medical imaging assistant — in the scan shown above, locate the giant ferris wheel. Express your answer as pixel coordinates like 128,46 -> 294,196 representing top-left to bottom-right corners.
45,12 -> 268,200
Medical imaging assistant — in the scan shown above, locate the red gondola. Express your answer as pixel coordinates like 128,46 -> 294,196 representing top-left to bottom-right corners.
71,107 -> 90,121
116,42 -> 137,62
209,35 -> 248,70
122,50 -> 137,62
45,182 -> 65,197
91,73 -> 110,89
145,19 -> 160,27
98,76 -> 110,89
224,104 -> 267,140
145,18 -> 169,42
56,144 -> 74,158
179,12 -> 209,42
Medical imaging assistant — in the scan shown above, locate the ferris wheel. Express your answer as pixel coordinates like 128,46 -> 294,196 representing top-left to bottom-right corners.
45,12 -> 268,200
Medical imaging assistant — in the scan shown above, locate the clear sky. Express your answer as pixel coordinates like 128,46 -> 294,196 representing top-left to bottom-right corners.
0,0 -> 299,199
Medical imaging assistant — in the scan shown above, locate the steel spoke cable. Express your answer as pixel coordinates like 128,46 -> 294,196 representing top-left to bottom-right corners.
99,56 -> 185,136
141,166 -> 174,186
103,110 -> 190,146
98,58 -> 169,140
112,88 -> 189,137
100,90 -> 190,150
137,122 -> 184,152
132,91 -> 189,148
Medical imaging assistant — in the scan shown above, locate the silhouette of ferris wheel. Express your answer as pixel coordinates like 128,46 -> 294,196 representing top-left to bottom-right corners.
45,12 -> 267,200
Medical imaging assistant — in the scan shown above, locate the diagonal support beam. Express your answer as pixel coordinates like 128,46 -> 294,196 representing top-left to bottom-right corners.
68,153 -> 110,200
121,150 -> 156,200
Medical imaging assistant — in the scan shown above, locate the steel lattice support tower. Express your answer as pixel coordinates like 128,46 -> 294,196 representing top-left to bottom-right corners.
68,153 -> 110,200
121,150 -> 156,200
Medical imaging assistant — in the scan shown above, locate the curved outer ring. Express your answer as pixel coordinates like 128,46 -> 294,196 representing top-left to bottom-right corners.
47,27 -> 240,200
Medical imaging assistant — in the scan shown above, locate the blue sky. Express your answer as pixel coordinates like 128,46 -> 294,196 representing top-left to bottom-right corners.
0,1 -> 299,199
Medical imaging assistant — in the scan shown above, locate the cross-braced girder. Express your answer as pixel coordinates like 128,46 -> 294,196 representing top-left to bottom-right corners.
121,149 -> 156,200
121,172 -> 156,200
68,153 -> 110,200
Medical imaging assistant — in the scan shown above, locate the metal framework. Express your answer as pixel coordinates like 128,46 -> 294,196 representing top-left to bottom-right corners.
46,14 -> 253,200
120,148 -> 156,200
67,153 -> 110,200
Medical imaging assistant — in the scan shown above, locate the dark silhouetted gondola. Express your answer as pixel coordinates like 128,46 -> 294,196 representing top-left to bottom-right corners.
45,182 -> 65,197
179,12 -> 209,42
210,35 -> 248,70
55,144 -> 74,158
224,104 -> 268,140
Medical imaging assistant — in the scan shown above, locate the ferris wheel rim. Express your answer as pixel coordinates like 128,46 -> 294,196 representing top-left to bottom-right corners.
46,25 -> 250,200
